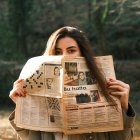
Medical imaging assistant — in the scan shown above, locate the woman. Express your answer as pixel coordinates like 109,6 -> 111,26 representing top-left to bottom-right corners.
9,26 -> 135,140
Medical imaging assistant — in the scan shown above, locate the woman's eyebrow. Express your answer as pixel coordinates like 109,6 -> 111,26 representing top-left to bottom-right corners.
66,46 -> 77,49
55,48 -> 61,50
55,46 -> 77,50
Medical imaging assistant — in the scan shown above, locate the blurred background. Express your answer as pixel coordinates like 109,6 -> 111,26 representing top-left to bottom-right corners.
0,0 -> 140,139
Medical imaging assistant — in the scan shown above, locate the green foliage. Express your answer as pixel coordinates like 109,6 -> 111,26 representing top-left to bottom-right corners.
0,0 -> 140,61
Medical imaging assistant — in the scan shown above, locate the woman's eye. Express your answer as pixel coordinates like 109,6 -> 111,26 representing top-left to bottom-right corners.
55,51 -> 62,55
68,50 -> 76,53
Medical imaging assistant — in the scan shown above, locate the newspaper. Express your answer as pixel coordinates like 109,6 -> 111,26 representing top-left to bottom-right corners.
14,55 -> 123,134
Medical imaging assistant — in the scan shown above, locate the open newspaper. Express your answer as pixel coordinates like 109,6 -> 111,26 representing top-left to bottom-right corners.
15,55 -> 123,134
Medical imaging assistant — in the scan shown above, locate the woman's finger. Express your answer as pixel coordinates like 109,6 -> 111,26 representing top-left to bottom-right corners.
108,91 -> 124,97
16,89 -> 27,97
13,79 -> 24,86
107,85 -> 125,91
107,79 -> 129,89
11,88 -> 26,97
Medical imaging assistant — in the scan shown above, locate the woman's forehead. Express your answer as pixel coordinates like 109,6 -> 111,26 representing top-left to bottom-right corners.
56,37 -> 78,48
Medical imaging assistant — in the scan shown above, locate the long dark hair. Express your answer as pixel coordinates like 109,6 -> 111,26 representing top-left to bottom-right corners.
43,26 -> 113,102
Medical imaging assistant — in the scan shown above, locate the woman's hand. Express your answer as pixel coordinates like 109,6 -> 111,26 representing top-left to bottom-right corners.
107,78 -> 130,111
9,79 -> 27,103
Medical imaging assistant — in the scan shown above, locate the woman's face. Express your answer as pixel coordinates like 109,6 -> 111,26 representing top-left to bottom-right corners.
79,72 -> 85,80
55,37 -> 82,57
54,67 -> 60,76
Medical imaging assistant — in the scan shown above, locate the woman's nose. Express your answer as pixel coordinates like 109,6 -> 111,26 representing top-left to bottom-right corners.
62,51 -> 69,56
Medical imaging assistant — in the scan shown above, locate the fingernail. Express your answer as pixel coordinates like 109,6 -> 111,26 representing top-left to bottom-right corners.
24,90 -> 27,93
18,79 -> 24,83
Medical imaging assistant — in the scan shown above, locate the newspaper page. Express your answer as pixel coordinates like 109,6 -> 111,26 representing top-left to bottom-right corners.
15,56 -> 64,131
15,55 -> 123,134
18,56 -> 64,98
62,55 -> 123,134
15,95 -> 64,132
